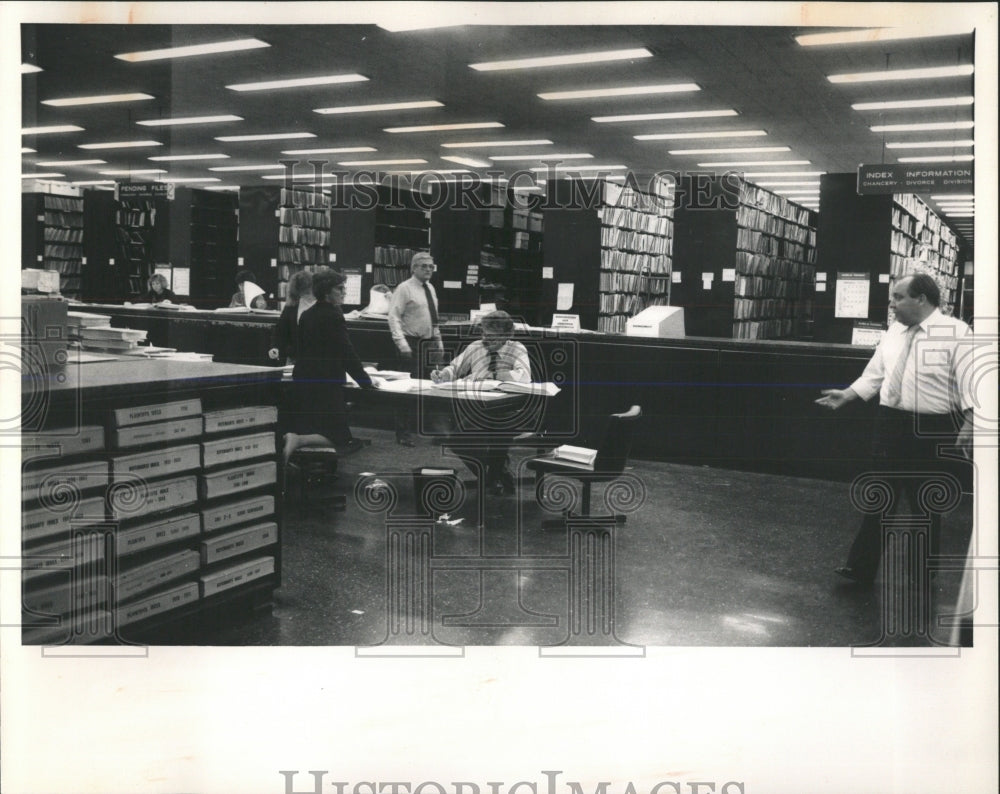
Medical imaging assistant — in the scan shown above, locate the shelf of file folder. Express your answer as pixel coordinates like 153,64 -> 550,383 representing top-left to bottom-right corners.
738,183 -> 813,227
733,318 -> 804,341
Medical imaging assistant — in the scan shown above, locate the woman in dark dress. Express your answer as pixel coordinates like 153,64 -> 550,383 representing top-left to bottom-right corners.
282,268 -> 376,463
268,270 -> 315,365
143,273 -> 176,303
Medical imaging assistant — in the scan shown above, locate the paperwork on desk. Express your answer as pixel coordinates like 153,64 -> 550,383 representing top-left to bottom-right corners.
430,379 -> 561,397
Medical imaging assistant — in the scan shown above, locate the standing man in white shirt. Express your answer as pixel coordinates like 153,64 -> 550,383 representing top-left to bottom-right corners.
388,251 -> 444,446
816,273 -> 974,586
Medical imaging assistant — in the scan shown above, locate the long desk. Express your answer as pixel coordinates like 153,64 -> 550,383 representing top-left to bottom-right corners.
79,303 -> 954,483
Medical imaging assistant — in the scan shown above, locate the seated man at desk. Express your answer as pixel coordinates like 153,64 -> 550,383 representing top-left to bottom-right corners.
431,310 -> 531,496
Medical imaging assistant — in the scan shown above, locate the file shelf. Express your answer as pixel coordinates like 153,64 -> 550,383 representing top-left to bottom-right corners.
21,192 -> 85,299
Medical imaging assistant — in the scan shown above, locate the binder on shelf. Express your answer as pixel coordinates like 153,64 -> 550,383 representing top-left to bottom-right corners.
115,549 -> 200,602
21,533 -> 105,583
22,575 -> 108,617
201,494 -> 275,534
200,521 -> 277,565
22,425 -> 105,462
116,581 -> 200,627
108,475 -> 199,521
202,405 -> 278,435
199,555 -> 275,598
111,443 -> 201,481
110,398 -> 202,429
199,461 -> 277,501
112,416 -> 203,450
112,512 -> 202,558
22,496 -> 107,544
21,460 -> 110,502
200,431 -> 276,469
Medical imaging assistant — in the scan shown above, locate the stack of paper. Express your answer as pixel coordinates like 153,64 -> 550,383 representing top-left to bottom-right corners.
552,445 -> 598,466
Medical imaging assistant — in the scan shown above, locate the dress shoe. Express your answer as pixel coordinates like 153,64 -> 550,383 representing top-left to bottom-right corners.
835,566 -> 873,586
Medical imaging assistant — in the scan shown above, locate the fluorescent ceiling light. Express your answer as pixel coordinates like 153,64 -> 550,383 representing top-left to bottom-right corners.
943,211 -> 974,216
442,139 -> 552,149
71,180 -> 116,186
697,160 -> 810,167
22,173 -> 64,179
99,169 -> 168,175
885,140 -> 974,149
796,26 -> 973,46
148,153 -> 230,161
470,48 -> 653,72
336,159 -> 429,166
931,194 -> 974,200
36,159 -> 106,166
227,73 -> 368,92
208,164 -> 287,172
385,122 -> 504,133
314,100 -> 443,115
896,154 -> 974,162
489,153 -> 593,161
441,155 -> 492,167
43,93 -> 154,107
742,171 -> 825,178
829,65 -> 974,83
937,204 -> 975,210
215,132 -> 316,142
852,96 -> 974,111
79,140 -> 162,149
116,38 -> 269,62
22,147 -> 35,153
872,121 -> 973,132
670,146 -> 791,155
157,177 -> 222,183
206,185 -> 241,191
22,63 -> 42,74
539,83 -> 699,100
22,125 -> 84,135
755,181 -> 821,187
376,21 -> 467,32
529,164 -> 628,172
262,173 -> 323,181
595,109 -> 736,123
281,146 -> 378,155
635,130 -> 767,141
137,115 -> 243,126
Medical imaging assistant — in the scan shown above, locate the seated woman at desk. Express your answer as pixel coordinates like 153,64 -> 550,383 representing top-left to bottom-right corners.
268,270 -> 315,365
431,310 -> 531,495
283,268 -> 376,464
229,268 -> 269,309
143,273 -> 176,304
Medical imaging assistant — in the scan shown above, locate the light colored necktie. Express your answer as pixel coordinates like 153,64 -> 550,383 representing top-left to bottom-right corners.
884,325 -> 918,407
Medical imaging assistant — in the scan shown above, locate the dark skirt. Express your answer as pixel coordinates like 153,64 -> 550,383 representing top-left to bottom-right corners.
284,380 -> 351,444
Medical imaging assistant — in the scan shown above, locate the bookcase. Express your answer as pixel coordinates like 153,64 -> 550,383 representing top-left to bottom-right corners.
813,173 -> 963,342
671,177 -> 817,339
21,362 -> 282,644
115,197 -> 159,299
541,177 -> 673,331
22,192 -> 85,300
373,184 -> 431,290
168,188 -> 240,308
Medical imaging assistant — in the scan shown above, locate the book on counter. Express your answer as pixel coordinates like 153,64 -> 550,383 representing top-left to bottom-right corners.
111,398 -> 202,429
202,405 -> 278,435
551,445 -> 598,466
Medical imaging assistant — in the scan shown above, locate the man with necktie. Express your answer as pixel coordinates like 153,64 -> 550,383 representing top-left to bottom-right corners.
388,251 -> 444,446
815,272 -> 974,586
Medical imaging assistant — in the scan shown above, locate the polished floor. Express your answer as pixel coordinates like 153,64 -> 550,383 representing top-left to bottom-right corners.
194,427 -> 974,648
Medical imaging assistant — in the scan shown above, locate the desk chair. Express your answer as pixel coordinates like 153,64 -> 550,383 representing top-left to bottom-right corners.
525,405 -> 642,524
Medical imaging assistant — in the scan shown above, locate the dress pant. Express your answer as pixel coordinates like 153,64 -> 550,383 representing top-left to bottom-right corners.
395,334 -> 430,439
845,407 -> 959,582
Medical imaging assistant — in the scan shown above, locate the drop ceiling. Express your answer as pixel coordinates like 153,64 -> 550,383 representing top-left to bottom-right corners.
20,20 -> 979,250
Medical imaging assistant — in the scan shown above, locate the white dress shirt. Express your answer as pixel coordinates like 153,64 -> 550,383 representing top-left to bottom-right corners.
850,309 -> 973,414
437,340 -> 531,383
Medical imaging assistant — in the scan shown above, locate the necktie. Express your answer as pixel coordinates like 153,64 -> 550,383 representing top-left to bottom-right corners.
422,282 -> 439,328
884,324 -> 918,407
488,349 -> 500,378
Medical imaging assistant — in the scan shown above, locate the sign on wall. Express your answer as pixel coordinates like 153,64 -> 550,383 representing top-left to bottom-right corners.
857,163 -> 973,195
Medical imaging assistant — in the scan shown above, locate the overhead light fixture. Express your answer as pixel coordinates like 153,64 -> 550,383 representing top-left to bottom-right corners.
314,100 -> 443,114
937,204 -> 975,210
441,155 -> 492,167
529,164 -> 628,172
931,194 -> 974,200
336,159 -> 429,166
755,181 -> 821,187
262,173 -> 324,181
872,121 -> 973,132
539,83 -> 700,100
943,211 -> 974,216
669,146 -> 791,155
208,164 -> 287,172
489,153 -> 593,161
697,159 -> 811,167
385,122 -> 504,133
137,114 -> 243,126
99,168 -> 167,175
21,63 -> 42,74
852,96 -> 974,111
796,26 -> 973,46
42,93 -> 154,107
281,146 -> 377,155
157,176 -> 222,183
376,21 -> 467,32
227,73 -> 368,92
635,130 -> 767,141
595,109 -> 737,123
22,147 -> 35,153
885,139 -> 974,148
441,139 -> 551,149
115,38 -> 270,62
148,153 -> 231,161
71,180 -> 116,186
21,172 -> 64,179
742,171 -> 825,178
896,154 -> 974,162
828,65 -> 974,84
22,125 -> 84,135
215,132 -> 316,142
35,159 -> 106,166
206,185 -> 241,191
470,48 -> 653,72
79,140 -> 162,149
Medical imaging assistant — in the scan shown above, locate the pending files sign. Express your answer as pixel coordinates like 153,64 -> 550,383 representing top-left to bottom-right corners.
857,163 -> 974,194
